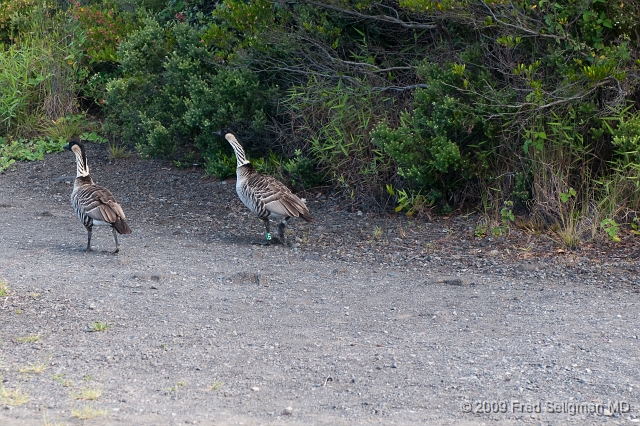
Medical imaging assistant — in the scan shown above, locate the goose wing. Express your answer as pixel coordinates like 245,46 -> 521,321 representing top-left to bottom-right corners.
255,177 -> 313,221
82,186 -> 127,224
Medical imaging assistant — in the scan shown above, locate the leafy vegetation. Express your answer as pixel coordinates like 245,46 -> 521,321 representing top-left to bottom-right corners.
2,0 -> 640,247
89,321 -> 110,332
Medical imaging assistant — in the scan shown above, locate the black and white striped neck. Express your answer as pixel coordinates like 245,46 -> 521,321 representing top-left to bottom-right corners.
223,132 -> 251,169
70,143 -> 90,178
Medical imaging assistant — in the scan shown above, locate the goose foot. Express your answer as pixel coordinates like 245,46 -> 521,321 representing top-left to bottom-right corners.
251,235 -> 282,245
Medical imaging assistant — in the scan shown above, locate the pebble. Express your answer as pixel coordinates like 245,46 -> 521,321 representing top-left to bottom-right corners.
282,406 -> 293,415
251,387 -> 259,392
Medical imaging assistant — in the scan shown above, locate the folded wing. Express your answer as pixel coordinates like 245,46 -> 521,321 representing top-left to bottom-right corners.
81,186 -> 132,234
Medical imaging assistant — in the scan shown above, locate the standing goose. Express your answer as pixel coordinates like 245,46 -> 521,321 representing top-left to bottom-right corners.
64,139 -> 131,253
215,129 -> 313,245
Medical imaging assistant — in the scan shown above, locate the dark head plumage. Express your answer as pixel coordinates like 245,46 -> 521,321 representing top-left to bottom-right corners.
64,138 -> 87,159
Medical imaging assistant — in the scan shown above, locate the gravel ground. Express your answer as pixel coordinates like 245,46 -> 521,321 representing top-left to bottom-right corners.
1,142 -> 639,425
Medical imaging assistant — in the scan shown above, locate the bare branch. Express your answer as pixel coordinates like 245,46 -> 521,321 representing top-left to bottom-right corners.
480,2 -> 568,41
293,0 -> 437,30
372,84 -> 429,92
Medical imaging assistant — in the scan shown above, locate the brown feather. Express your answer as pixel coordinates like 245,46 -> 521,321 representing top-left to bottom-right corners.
113,218 -> 132,234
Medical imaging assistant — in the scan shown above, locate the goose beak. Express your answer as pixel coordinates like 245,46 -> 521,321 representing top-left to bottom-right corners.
213,130 -> 222,136
63,143 -> 71,151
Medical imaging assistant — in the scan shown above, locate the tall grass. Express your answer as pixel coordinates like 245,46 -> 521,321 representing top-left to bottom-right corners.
0,43 -> 47,134
279,80 -> 396,207
0,3 -> 83,139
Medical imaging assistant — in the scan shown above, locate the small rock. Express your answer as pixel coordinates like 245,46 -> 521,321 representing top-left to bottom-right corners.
88,304 -> 96,310
251,386 -> 259,392
357,210 -> 363,216
282,406 -> 293,415
442,278 -> 466,286
226,271 -> 260,285
424,277 -> 468,286
133,274 -> 165,281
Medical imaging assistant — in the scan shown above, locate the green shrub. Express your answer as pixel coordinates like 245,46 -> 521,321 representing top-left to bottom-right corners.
371,60 -> 504,198
100,0 -> 640,229
204,150 -> 236,180
105,18 -> 268,165
0,0 -> 40,44
282,151 -> 325,190
69,0 -> 138,65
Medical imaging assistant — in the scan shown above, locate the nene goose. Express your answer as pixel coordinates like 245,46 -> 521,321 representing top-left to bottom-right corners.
64,139 -> 131,253
215,129 -> 313,245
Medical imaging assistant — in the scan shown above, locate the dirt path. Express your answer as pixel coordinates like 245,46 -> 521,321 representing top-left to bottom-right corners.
1,143 -> 639,425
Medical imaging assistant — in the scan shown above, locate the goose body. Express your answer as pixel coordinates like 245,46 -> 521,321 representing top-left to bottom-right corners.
64,139 -> 131,253
217,130 -> 312,244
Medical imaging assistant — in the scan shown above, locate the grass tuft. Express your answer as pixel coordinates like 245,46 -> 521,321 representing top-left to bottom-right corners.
52,373 -> 72,387
74,387 -> 102,401
0,280 -> 9,297
89,321 -> 110,332
0,386 -> 30,406
168,381 -> 185,392
18,361 -> 48,374
371,225 -> 383,241
71,404 -> 108,420
42,410 -> 68,426
211,381 -> 225,391
107,142 -> 131,160
16,335 -> 40,343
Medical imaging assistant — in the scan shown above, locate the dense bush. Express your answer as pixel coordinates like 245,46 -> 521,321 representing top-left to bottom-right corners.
372,60 -> 503,205
364,0 -> 640,221
3,0 -> 640,245
104,18 -> 268,170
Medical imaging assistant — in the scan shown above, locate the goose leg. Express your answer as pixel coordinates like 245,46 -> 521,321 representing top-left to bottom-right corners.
251,218 -> 273,245
112,227 -> 120,254
277,218 -> 289,245
85,225 -> 93,252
